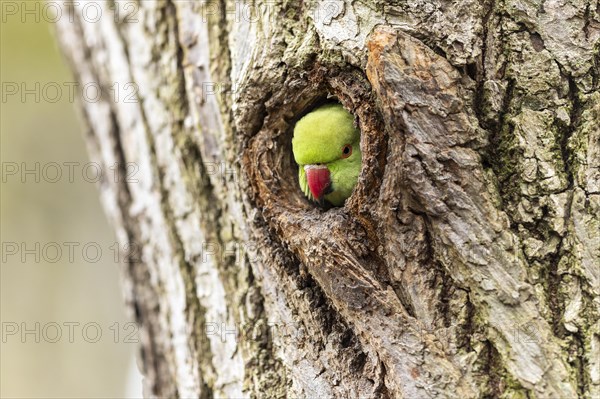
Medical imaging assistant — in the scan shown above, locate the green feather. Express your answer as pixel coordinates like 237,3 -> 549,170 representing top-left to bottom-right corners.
292,103 -> 361,206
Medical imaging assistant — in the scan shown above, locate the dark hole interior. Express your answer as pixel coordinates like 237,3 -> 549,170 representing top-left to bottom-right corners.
252,68 -> 380,216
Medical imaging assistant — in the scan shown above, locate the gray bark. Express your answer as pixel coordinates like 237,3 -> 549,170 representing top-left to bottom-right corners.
56,0 -> 599,398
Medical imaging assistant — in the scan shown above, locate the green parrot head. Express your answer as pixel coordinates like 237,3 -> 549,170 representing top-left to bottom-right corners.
292,103 -> 361,206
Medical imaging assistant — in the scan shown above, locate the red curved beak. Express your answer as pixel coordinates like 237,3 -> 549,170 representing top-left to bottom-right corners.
305,165 -> 331,200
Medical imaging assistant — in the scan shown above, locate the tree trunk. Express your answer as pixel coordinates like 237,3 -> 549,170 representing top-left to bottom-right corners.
56,0 -> 599,397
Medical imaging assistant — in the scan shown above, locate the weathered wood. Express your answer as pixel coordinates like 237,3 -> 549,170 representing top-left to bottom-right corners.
56,0 -> 599,397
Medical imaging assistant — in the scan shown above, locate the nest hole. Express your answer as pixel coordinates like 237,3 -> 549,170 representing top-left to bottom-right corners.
246,68 -> 385,219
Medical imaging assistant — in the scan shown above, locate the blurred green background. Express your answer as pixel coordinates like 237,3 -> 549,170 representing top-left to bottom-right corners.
1,2 -> 141,397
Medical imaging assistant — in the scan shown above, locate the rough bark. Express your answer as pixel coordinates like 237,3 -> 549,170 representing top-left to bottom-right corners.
56,0 -> 599,398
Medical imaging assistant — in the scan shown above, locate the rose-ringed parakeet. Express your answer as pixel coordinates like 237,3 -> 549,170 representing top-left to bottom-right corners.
292,103 -> 361,206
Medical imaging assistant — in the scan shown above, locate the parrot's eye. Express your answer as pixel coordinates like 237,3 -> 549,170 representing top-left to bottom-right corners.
341,144 -> 352,158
